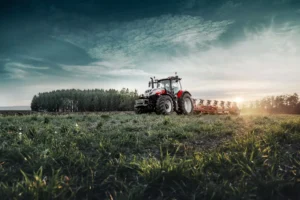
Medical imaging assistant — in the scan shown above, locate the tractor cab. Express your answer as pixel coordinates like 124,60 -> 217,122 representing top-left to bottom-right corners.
149,74 -> 182,96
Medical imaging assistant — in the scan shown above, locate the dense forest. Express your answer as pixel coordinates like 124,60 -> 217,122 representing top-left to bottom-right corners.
241,93 -> 300,114
31,88 -> 139,112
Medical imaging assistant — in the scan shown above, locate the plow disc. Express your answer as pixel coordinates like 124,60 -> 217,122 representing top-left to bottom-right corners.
193,99 -> 240,115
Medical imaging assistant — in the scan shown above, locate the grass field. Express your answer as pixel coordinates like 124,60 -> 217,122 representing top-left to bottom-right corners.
0,113 -> 300,199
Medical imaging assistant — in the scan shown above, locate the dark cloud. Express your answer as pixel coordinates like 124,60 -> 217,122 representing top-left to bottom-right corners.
0,0 -> 183,22
1,29 -> 94,64
0,0 -> 300,106
0,61 -> 9,75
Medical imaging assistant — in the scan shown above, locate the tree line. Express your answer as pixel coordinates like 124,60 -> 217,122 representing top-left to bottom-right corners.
31,88 -> 139,112
241,93 -> 300,114
31,89 -> 300,114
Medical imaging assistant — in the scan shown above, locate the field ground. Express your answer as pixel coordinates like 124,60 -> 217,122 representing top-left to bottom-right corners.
0,113 -> 300,199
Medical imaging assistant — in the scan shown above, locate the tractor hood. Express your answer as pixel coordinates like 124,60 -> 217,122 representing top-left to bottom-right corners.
144,88 -> 164,97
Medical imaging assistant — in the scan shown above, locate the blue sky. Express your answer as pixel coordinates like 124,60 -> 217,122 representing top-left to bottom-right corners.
0,0 -> 300,106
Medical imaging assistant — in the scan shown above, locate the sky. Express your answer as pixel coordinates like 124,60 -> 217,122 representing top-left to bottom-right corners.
0,0 -> 300,106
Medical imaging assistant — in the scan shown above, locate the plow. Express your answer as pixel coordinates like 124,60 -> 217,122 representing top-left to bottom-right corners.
193,99 -> 240,115
134,73 -> 240,115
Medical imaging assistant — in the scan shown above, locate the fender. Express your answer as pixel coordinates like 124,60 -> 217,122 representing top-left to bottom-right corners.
177,90 -> 192,98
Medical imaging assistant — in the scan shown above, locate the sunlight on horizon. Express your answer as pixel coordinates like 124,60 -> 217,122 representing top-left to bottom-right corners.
235,97 -> 244,103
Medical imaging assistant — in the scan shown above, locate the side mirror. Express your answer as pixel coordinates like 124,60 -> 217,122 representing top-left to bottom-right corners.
148,82 -> 151,87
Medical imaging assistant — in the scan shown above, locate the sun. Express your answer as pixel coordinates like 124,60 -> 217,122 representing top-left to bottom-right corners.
234,97 -> 244,103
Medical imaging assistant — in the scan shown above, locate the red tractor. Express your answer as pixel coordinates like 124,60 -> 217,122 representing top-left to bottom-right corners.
134,74 -> 194,115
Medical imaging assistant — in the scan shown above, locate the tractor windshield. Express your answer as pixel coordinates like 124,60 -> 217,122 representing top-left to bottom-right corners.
157,79 -> 181,93
157,80 -> 171,91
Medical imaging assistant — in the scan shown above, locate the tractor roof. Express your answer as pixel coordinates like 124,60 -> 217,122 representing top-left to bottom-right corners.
156,76 -> 182,81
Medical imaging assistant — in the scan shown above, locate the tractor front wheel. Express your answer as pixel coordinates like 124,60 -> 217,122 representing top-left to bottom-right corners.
156,95 -> 173,115
134,107 -> 147,114
177,93 -> 194,115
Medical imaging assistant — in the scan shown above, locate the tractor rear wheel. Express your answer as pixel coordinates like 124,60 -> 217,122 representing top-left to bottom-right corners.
177,93 -> 194,115
156,95 -> 173,115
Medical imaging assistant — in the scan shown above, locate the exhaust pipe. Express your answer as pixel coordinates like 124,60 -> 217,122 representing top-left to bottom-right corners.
150,77 -> 154,88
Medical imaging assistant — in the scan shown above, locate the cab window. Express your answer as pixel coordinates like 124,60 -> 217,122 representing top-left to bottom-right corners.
172,80 -> 180,94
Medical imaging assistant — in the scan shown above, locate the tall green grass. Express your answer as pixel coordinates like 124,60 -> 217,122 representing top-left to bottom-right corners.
0,114 -> 299,199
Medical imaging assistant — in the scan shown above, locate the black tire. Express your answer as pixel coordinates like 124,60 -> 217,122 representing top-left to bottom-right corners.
177,93 -> 194,115
134,107 -> 142,114
156,95 -> 173,115
134,107 -> 147,114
